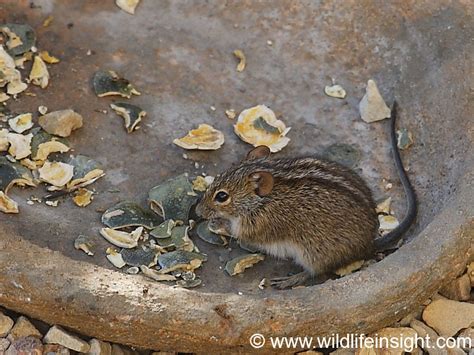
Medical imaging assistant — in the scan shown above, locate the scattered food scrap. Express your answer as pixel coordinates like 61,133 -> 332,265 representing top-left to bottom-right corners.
0,158 -> 36,194
140,265 -> 176,281
116,0 -> 141,15
102,201 -> 162,230
233,49 -> 246,72
225,109 -> 236,119
1,24 -> 36,56
7,132 -> 33,159
100,227 -> 143,249
42,15 -> 54,27
191,176 -> 209,192
234,104 -> 291,152
196,221 -> 228,246
39,51 -> 60,64
66,155 -> 104,188
359,79 -> 391,123
378,214 -> 400,233
29,55 -> 49,88
8,113 -> 33,133
150,219 -> 176,239
72,188 -> 93,207
0,190 -> 18,213
110,102 -> 146,133
106,248 -> 126,268
324,84 -> 346,99
375,197 -> 392,214
33,140 -> 69,161
93,70 -> 140,98
148,174 -> 198,221
225,253 -> 265,276
38,161 -> 74,187
158,250 -> 207,274
38,109 -> 83,137
74,235 -> 95,256
397,128 -> 414,150
176,278 -> 202,288
173,124 -> 224,150
0,129 -> 8,151
121,246 -> 156,267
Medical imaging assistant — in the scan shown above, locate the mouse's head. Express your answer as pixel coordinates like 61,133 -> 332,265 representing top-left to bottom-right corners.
195,146 -> 274,223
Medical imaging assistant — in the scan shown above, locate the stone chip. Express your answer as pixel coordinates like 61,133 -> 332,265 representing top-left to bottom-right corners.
38,109 -> 83,137
44,325 -> 91,353
422,299 -> 474,337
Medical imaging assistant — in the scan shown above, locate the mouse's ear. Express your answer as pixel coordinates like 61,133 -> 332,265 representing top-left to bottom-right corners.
245,146 -> 271,161
248,171 -> 274,196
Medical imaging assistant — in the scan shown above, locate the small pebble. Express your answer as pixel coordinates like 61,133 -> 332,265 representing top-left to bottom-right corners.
44,325 -> 90,353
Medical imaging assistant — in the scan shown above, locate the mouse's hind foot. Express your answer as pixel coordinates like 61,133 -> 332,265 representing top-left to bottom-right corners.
270,271 -> 310,289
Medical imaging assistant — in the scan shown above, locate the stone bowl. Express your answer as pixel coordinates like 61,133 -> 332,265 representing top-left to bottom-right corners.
0,1 -> 472,352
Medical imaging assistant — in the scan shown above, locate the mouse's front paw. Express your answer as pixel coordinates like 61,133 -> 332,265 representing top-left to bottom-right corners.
270,271 -> 310,289
208,218 -> 232,236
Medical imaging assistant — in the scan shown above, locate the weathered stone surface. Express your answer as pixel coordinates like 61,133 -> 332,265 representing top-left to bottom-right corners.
43,343 -> 71,354
423,300 -> 474,337
446,348 -> 466,355
467,263 -> 474,287
8,316 -> 41,340
357,327 -> 417,355
0,313 -> 14,337
5,336 -> 43,355
457,328 -> 473,350
409,319 -> 445,355
440,274 -> 471,301
0,337 -> 10,351
111,344 -> 138,354
44,325 -> 90,353
38,109 -> 83,137
331,349 -> 356,355
88,338 -> 112,355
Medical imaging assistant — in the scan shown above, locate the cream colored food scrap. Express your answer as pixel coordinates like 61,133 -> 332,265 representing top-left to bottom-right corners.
34,141 -> 70,161
378,215 -> 400,233
39,51 -> 60,64
29,55 -> 50,88
72,188 -> 93,207
0,129 -> 9,152
173,124 -> 224,150
38,161 -> 74,187
234,105 -> 290,152
324,84 -> 346,99
8,113 -> 33,133
7,133 -> 33,159
233,49 -> 246,72
0,191 -> 18,214
100,227 -> 143,249
116,0 -> 140,14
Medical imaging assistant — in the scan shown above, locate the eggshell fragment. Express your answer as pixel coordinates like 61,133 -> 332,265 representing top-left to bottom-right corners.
8,113 -> 33,133
7,133 -> 33,159
173,124 -> 224,150
234,105 -> 290,152
38,161 -> 74,187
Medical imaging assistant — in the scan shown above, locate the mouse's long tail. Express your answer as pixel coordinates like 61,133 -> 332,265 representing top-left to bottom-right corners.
374,101 -> 417,251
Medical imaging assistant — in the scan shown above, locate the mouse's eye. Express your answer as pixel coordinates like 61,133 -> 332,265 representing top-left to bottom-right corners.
214,190 -> 230,204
